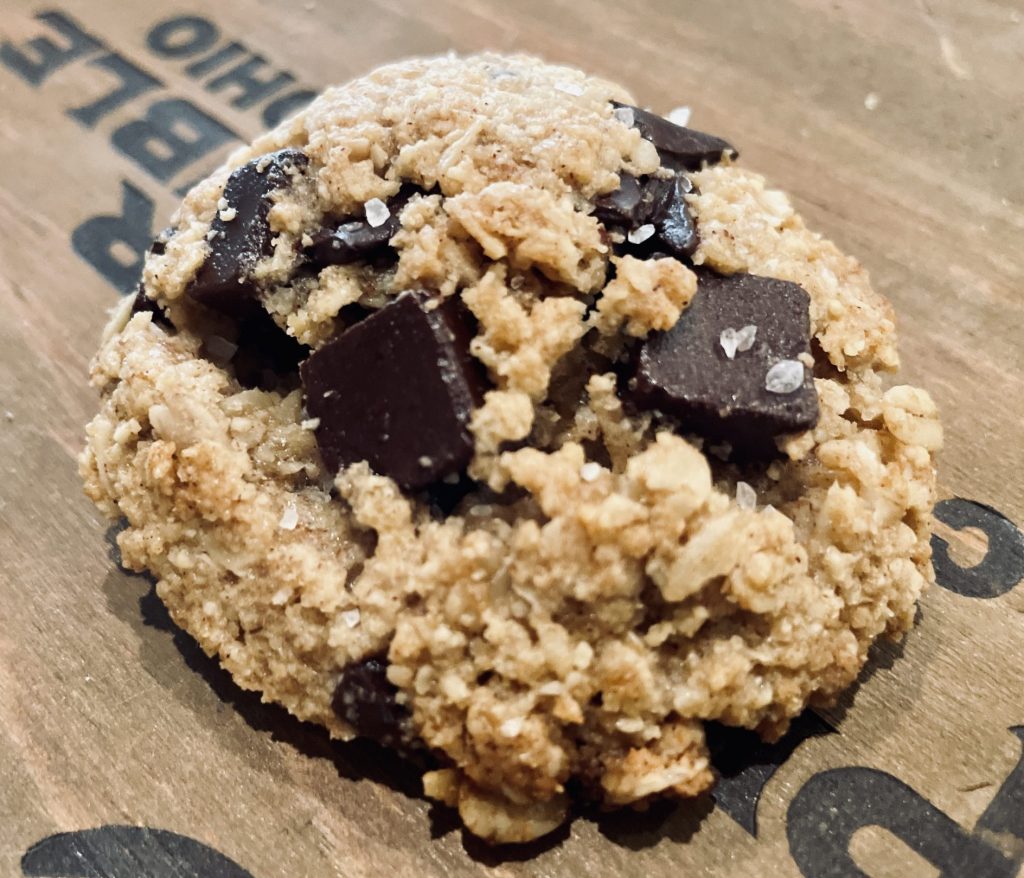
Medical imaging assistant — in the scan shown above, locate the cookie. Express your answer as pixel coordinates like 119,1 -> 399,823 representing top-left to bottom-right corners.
80,53 -> 942,844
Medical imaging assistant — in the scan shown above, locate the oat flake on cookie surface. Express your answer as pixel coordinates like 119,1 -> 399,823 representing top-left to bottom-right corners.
80,53 -> 941,844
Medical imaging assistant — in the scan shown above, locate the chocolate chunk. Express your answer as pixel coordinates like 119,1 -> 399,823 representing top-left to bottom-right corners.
593,173 -> 644,226
130,284 -> 172,330
188,149 -> 308,313
613,102 -> 737,171
332,655 -> 418,750
303,184 -> 419,269
149,227 -> 174,256
594,173 -> 699,259
230,305 -> 308,390
653,174 -> 698,258
301,291 -> 486,489
630,272 -> 818,455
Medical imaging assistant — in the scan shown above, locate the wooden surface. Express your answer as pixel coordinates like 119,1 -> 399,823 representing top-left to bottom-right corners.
1,1 -> 1023,876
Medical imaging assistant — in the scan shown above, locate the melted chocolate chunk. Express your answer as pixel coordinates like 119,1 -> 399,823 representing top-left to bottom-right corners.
301,291 -> 486,489
188,149 -> 308,313
304,186 -> 418,268
594,173 -> 699,259
332,655 -> 418,750
630,272 -> 818,455
613,102 -> 737,171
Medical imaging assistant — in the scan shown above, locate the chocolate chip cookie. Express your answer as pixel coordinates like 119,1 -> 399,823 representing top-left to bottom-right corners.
80,53 -> 942,844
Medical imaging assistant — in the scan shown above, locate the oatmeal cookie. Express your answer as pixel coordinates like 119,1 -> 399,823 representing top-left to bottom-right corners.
80,53 -> 941,844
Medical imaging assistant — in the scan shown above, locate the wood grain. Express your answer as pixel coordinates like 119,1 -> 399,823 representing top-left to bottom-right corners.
1,1 -> 1022,876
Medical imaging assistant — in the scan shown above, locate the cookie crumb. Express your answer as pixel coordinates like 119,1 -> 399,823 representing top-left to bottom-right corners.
500,717 -> 524,737
364,198 -> 391,228
765,360 -> 805,394
218,206 -> 238,222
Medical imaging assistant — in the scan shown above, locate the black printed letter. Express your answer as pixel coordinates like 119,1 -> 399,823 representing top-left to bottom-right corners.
110,98 -> 236,182
0,10 -> 101,85
71,182 -> 154,293
67,53 -> 162,128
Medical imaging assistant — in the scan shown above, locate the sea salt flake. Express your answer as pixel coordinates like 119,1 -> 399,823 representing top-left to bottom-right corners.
279,503 -> 299,530
580,462 -> 602,482
765,359 -> 805,394
341,608 -> 361,628
736,324 -> 757,352
364,198 -> 390,228
555,80 -> 584,96
500,717 -> 524,737
627,223 -> 656,244
736,481 -> 757,510
667,105 -> 692,127
719,328 -> 740,359
613,106 -> 635,127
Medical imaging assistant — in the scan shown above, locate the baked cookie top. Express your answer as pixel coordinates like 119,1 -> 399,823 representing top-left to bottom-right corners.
80,53 -> 942,844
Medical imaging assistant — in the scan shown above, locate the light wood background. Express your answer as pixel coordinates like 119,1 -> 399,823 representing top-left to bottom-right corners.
1,1 -> 1022,876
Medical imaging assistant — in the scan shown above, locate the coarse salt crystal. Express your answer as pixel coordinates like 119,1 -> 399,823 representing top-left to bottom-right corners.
279,503 -> 299,530
667,105 -> 692,127
720,325 -> 757,360
627,223 -> 656,244
301,418 -> 320,430
418,455 -> 433,468
500,717 -> 524,737
765,359 -> 805,394
217,196 -> 229,211
580,462 -> 602,482
555,80 -> 584,96
538,681 -> 564,696
613,106 -> 635,127
364,198 -> 390,228
719,328 -> 741,359
341,608 -> 361,628
736,481 -> 757,510
864,92 -> 881,111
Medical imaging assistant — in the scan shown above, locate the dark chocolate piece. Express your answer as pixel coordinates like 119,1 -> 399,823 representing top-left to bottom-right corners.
230,305 -> 308,390
301,291 -> 486,489
149,227 -> 174,256
332,655 -> 417,750
653,174 -> 698,258
303,184 -> 418,268
613,101 -> 737,171
594,172 -> 699,259
593,173 -> 643,226
630,272 -> 818,455
188,149 -> 308,313
129,284 -> 172,330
